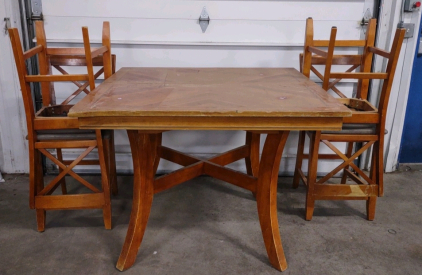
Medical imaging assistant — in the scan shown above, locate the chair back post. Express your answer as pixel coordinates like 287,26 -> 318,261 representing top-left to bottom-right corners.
9,28 -> 40,209
112,54 -> 116,74
374,27 -> 405,196
8,28 -> 37,134
357,18 -> 377,99
322,27 -> 337,90
81,27 -> 96,91
102,21 -> 113,79
35,21 -> 56,106
378,28 -> 406,126
302,17 -> 314,77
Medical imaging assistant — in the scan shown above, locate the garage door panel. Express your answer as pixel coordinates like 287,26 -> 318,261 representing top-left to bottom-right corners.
44,16 -> 363,45
43,0 -> 365,21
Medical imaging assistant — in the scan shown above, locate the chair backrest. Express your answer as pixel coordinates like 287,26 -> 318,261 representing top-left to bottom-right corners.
48,54 -> 116,105
8,22 -> 112,135
301,17 -> 377,100
321,26 -> 405,121
34,21 -> 113,106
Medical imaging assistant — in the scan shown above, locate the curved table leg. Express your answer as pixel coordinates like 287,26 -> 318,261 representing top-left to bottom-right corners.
256,132 -> 289,271
116,130 -> 157,271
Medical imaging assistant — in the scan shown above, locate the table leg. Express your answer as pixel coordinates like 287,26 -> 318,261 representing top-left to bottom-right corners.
116,130 -> 157,271
256,132 -> 289,271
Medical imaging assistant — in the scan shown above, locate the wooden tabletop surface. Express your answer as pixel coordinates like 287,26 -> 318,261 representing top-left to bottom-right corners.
69,67 -> 351,131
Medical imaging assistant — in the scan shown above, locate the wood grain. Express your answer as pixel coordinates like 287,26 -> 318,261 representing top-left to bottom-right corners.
69,67 -> 350,123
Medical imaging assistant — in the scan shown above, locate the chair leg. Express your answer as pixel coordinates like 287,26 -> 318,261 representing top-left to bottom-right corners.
366,196 -> 376,221
369,144 -> 377,183
341,142 -> 354,184
57,148 -> 67,194
293,131 -> 306,189
97,130 -> 112,230
108,131 -> 118,195
245,131 -> 260,177
305,194 -> 315,221
305,131 -> 321,221
32,145 -> 47,232
152,133 -> 162,175
29,144 -> 41,209
377,140 -> 384,197
245,131 -> 260,198
35,153 -> 45,198
36,209 -> 46,232
104,131 -> 118,196
367,140 -> 381,220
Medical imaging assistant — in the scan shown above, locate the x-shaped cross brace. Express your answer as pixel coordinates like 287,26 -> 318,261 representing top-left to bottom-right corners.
35,142 -> 101,196
317,139 -> 376,185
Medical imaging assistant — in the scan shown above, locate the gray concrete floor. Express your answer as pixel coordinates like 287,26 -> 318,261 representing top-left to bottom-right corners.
0,172 -> 421,275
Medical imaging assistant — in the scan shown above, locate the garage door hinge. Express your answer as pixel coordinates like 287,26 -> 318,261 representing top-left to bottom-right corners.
4,18 -> 11,34
360,8 -> 372,26
199,7 -> 210,33
29,0 -> 43,21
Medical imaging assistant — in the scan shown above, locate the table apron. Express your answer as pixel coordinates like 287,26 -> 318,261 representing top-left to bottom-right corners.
77,116 -> 344,131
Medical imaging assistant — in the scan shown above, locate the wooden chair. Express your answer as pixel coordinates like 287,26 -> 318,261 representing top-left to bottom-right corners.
8,22 -> 116,231
35,21 -> 117,195
299,18 -> 377,100
293,18 -> 406,220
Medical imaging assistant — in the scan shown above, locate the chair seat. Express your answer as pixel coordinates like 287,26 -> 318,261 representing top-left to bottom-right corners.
36,129 -> 112,141
322,123 -> 376,135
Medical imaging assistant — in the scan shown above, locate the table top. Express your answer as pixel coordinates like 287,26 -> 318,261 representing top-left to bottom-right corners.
69,67 -> 351,131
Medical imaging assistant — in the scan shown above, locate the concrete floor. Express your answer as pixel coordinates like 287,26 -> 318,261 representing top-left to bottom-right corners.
0,171 -> 421,275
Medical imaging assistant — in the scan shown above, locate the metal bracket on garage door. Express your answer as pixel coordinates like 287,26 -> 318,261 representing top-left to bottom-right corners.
3,17 -> 11,34
360,8 -> 372,26
199,6 -> 210,33
30,0 -> 43,21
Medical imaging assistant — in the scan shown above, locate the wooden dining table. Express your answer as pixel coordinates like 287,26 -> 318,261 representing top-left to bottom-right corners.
69,67 -> 351,272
